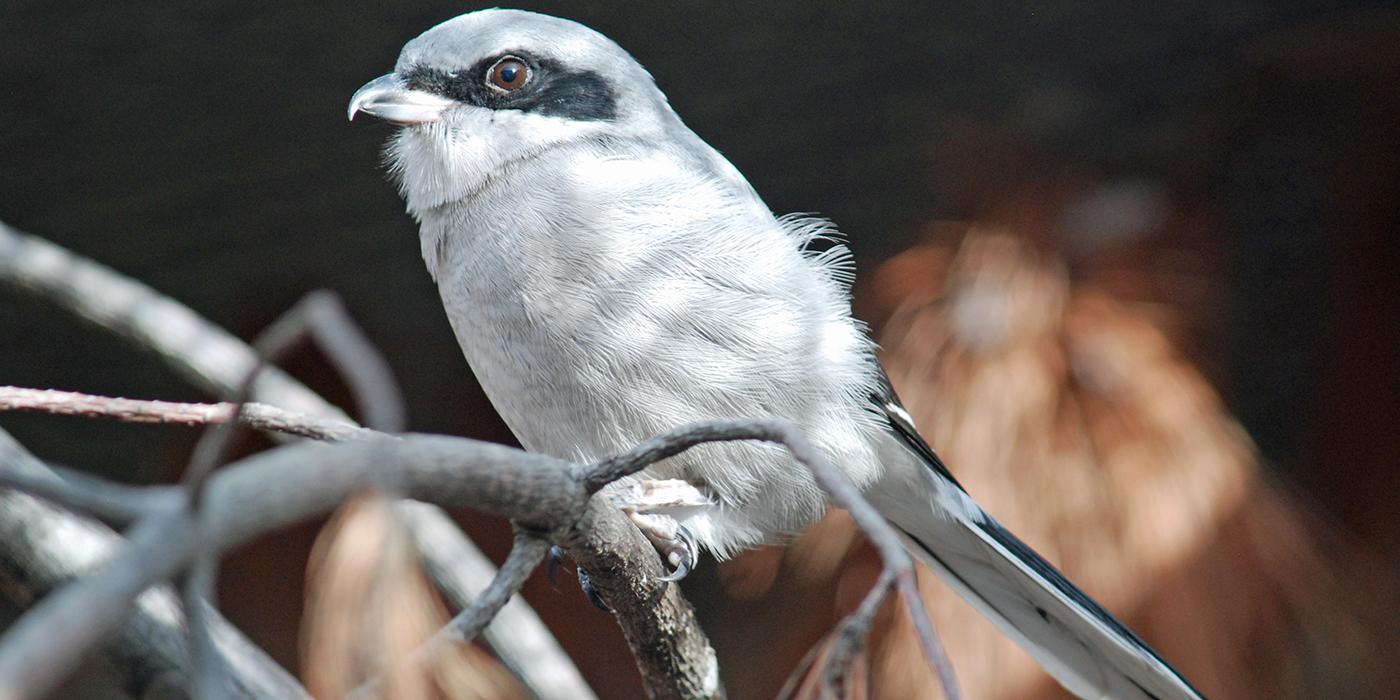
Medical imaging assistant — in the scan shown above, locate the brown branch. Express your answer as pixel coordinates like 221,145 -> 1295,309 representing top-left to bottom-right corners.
0,386 -> 371,442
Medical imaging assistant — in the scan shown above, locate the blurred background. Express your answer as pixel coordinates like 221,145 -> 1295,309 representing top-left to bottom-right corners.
2,1 -> 1397,698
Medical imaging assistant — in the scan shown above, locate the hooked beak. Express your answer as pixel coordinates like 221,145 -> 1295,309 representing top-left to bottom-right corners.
347,74 -> 456,125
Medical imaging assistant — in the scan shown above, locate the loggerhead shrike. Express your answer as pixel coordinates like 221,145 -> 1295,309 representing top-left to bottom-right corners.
349,9 -> 1204,700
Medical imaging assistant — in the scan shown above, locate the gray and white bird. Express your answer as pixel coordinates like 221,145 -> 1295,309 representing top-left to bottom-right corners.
349,9 -> 1203,700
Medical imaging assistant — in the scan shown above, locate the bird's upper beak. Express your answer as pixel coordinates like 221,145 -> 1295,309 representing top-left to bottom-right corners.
347,74 -> 456,125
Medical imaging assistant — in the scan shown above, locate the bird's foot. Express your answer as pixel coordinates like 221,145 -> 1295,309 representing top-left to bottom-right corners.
576,566 -> 610,612
617,478 -> 712,517
626,511 -> 700,582
548,545 -> 611,611
617,478 -> 709,582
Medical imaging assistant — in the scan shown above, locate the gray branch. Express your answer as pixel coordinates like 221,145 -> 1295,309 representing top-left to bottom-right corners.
0,431 -> 708,699
397,500 -> 595,699
0,427 -> 308,700
0,413 -> 960,700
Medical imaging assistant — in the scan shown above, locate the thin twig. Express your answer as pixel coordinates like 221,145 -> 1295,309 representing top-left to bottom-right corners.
346,530 -> 552,700
397,501 -> 598,700
0,386 -> 372,442
773,632 -> 827,700
438,530 -> 551,645
823,569 -> 895,694
179,289 -> 409,699
183,553 -> 223,699
253,290 -> 406,433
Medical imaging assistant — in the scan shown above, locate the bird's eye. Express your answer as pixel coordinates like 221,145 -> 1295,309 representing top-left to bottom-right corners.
487,56 -> 530,92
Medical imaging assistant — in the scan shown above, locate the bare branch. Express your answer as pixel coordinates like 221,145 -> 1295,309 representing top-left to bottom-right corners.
0,458 -> 176,524
252,290 -> 406,433
183,550 -> 223,699
0,221 -> 343,422
0,434 -> 568,699
346,530 -> 553,700
0,386 -> 371,442
823,569 -> 896,694
0,403 -> 960,700
438,530 -> 551,646
0,428 -> 309,699
397,501 -> 598,700
0,422 -> 737,699
176,289 -> 409,698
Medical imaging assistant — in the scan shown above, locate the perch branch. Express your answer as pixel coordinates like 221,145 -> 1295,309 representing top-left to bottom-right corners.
0,393 -> 961,699
589,420 -> 961,700
0,434 -> 575,698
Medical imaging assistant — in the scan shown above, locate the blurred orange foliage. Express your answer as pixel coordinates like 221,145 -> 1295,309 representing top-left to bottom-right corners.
726,227 -> 1399,699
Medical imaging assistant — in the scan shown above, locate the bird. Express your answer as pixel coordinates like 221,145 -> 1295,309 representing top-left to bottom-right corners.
347,9 -> 1204,699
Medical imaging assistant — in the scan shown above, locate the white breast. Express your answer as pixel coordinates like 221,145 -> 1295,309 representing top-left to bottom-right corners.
418,143 -> 886,556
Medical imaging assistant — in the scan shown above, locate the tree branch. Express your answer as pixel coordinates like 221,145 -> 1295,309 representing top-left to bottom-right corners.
346,530 -> 553,700
0,428 -> 309,699
0,434 -> 560,698
0,380 -> 962,699
0,386 -> 371,442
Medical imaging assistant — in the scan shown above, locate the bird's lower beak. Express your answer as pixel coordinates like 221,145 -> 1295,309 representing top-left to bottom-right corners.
347,74 -> 455,125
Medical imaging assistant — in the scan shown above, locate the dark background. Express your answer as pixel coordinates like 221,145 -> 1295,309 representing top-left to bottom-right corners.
2,2 -> 1397,698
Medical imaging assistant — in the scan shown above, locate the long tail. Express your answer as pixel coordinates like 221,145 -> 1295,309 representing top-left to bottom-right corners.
869,386 -> 1204,700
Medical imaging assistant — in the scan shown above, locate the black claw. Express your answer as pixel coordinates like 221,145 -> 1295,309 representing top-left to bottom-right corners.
577,566 -> 612,612
547,545 -> 566,588
656,525 -> 700,583
656,558 -> 690,582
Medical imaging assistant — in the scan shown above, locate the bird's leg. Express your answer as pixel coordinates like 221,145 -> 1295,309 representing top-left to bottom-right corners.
617,479 -> 709,581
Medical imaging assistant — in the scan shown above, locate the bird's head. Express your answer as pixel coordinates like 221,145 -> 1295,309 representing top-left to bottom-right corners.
349,9 -> 677,215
